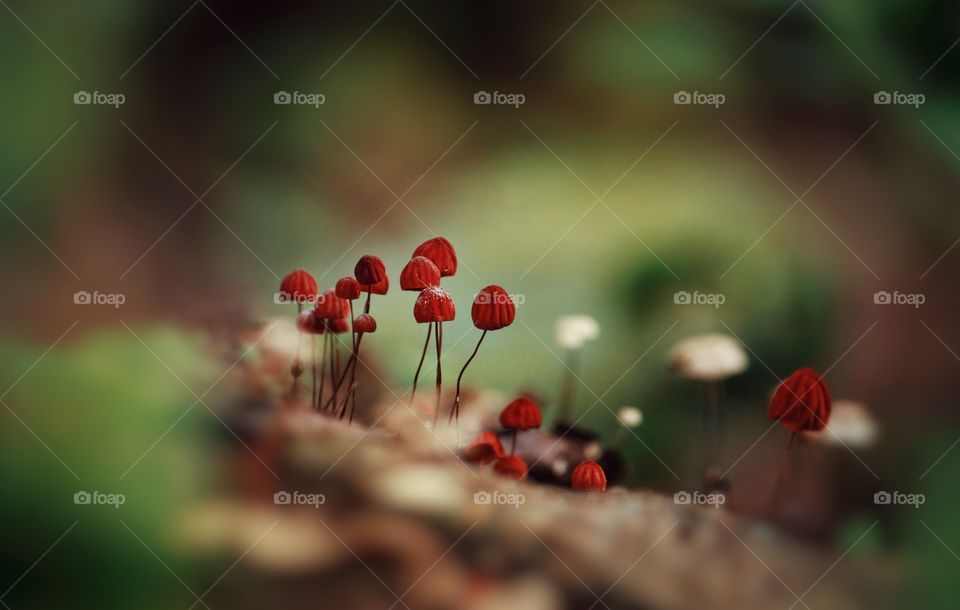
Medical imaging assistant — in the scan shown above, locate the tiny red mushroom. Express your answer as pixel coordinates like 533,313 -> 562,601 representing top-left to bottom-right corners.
493,455 -> 527,480
414,286 -> 455,423
355,255 -> 388,313
767,367 -> 832,516
571,460 -> 607,492
464,431 -> 504,465
352,314 -> 377,334
450,285 -> 517,423
413,236 -> 457,277
500,396 -> 542,455
312,290 -> 348,409
400,256 -> 441,291
279,269 -> 318,398
401,257 -> 442,404
279,269 -> 318,307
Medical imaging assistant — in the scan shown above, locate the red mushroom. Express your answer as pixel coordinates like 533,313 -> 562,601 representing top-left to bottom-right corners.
464,431 -> 505,465
311,290 -> 348,409
400,256 -> 441,291
767,367 -> 832,516
400,257 -> 442,404
414,286 -> 455,423
413,237 -> 457,277
335,276 -> 362,396
355,255 -> 388,313
499,396 -> 542,455
450,285 -> 516,424
493,455 -> 527,480
571,460 -> 606,492
279,269 -> 318,398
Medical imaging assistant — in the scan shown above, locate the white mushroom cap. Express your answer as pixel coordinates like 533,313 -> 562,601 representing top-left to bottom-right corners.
555,315 -> 600,350
617,406 -> 643,428
668,333 -> 748,382
805,400 -> 878,448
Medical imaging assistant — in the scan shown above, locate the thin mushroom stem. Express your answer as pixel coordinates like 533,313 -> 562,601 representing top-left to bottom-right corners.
349,301 -> 357,351
449,330 -> 486,424
292,303 -> 303,398
324,332 -> 353,411
409,323 -> 433,403
767,431 -> 798,518
363,290 -> 372,314
317,332 -> 328,409
510,429 -> 518,456
338,334 -> 364,420
310,334 -> 317,408
432,321 -> 443,426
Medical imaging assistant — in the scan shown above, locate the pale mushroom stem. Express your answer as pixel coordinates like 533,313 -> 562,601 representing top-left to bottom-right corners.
409,323 -> 433,403
767,431 -> 798,518
510,430 -> 518,456
449,330 -> 487,424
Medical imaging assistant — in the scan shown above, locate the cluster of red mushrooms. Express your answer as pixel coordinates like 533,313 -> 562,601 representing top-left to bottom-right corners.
278,238 -> 836,499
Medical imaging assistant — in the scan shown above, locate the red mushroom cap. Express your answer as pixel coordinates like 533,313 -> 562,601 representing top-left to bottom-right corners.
352,314 -> 377,334
413,286 -> 456,323
493,455 -> 527,480
314,289 -> 350,319
279,269 -> 318,303
464,431 -> 504,465
499,397 -> 542,430
768,367 -> 831,432
335,277 -> 362,300
571,460 -> 607,492
296,310 -> 324,334
355,255 -> 386,284
413,237 -> 457,277
361,276 -> 389,295
400,256 -> 441,291
471,285 -> 516,331
326,318 -> 350,334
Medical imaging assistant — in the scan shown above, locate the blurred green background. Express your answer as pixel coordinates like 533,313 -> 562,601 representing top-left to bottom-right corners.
2,0 -> 960,607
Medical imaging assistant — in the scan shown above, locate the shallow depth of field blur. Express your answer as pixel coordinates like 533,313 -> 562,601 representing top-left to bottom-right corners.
2,1 -> 960,608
